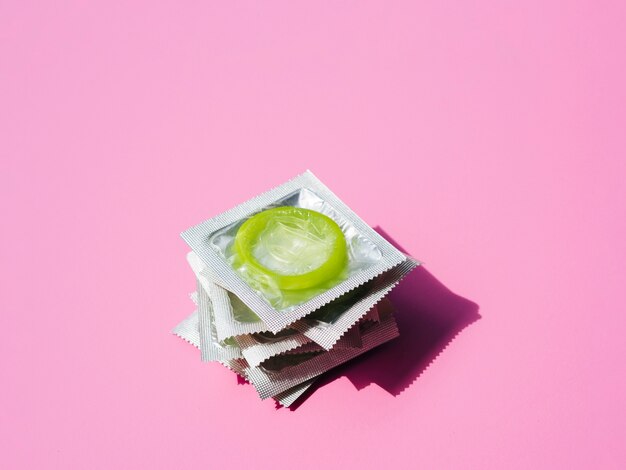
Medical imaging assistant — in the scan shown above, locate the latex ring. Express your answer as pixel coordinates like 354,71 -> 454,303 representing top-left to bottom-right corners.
233,206 -> 347,290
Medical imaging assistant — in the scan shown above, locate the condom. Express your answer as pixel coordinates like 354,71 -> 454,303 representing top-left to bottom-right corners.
181,170 -> 408,333
175,171 -> 419,405
233,206 -> 347,291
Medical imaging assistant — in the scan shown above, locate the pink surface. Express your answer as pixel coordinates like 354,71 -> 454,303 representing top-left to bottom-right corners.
2,1 -> 625,469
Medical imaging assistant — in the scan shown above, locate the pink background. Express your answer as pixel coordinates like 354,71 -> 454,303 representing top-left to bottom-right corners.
2,1 -> 625,469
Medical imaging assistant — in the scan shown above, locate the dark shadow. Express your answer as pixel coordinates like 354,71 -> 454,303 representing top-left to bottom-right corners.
285,227 -> 480,409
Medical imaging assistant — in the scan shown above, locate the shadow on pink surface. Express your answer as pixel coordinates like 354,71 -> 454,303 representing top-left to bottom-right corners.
285,228 -> 480,409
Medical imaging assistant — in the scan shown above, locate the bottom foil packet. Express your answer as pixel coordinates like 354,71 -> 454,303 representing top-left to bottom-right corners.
172,310 -> 314,407
240,308 -> 399,400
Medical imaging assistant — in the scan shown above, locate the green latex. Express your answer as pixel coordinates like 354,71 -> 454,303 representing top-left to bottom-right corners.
233,206 -> 347,291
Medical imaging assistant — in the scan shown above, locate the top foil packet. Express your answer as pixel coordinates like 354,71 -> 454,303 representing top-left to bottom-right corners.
181,170 -> 406,332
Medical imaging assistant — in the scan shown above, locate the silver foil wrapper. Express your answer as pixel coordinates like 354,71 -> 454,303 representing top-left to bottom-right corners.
181,170 -> 408,332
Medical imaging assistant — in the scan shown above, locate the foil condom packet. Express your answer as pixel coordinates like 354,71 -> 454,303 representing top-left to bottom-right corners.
195,283 -> 396,402
181,170 -> 407,333
235,319 -> 364,368
195,292 -> 331,407
196,280 -> 242,363
187,251 -> 418,351
290,256 -> 418,349
235,328 -> 313,369
192,265 -> 363,367
242,306 -> 400,400
187,252 -> 267,339
171,311 -> 314,407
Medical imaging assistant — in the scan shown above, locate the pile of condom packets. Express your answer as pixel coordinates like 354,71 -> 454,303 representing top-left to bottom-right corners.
172,170 -> 419,406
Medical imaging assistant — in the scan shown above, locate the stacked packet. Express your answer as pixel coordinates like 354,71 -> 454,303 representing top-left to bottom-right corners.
172,171 -> 419,406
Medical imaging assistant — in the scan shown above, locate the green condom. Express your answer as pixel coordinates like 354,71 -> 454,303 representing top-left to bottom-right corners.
233,206 -> 347,291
